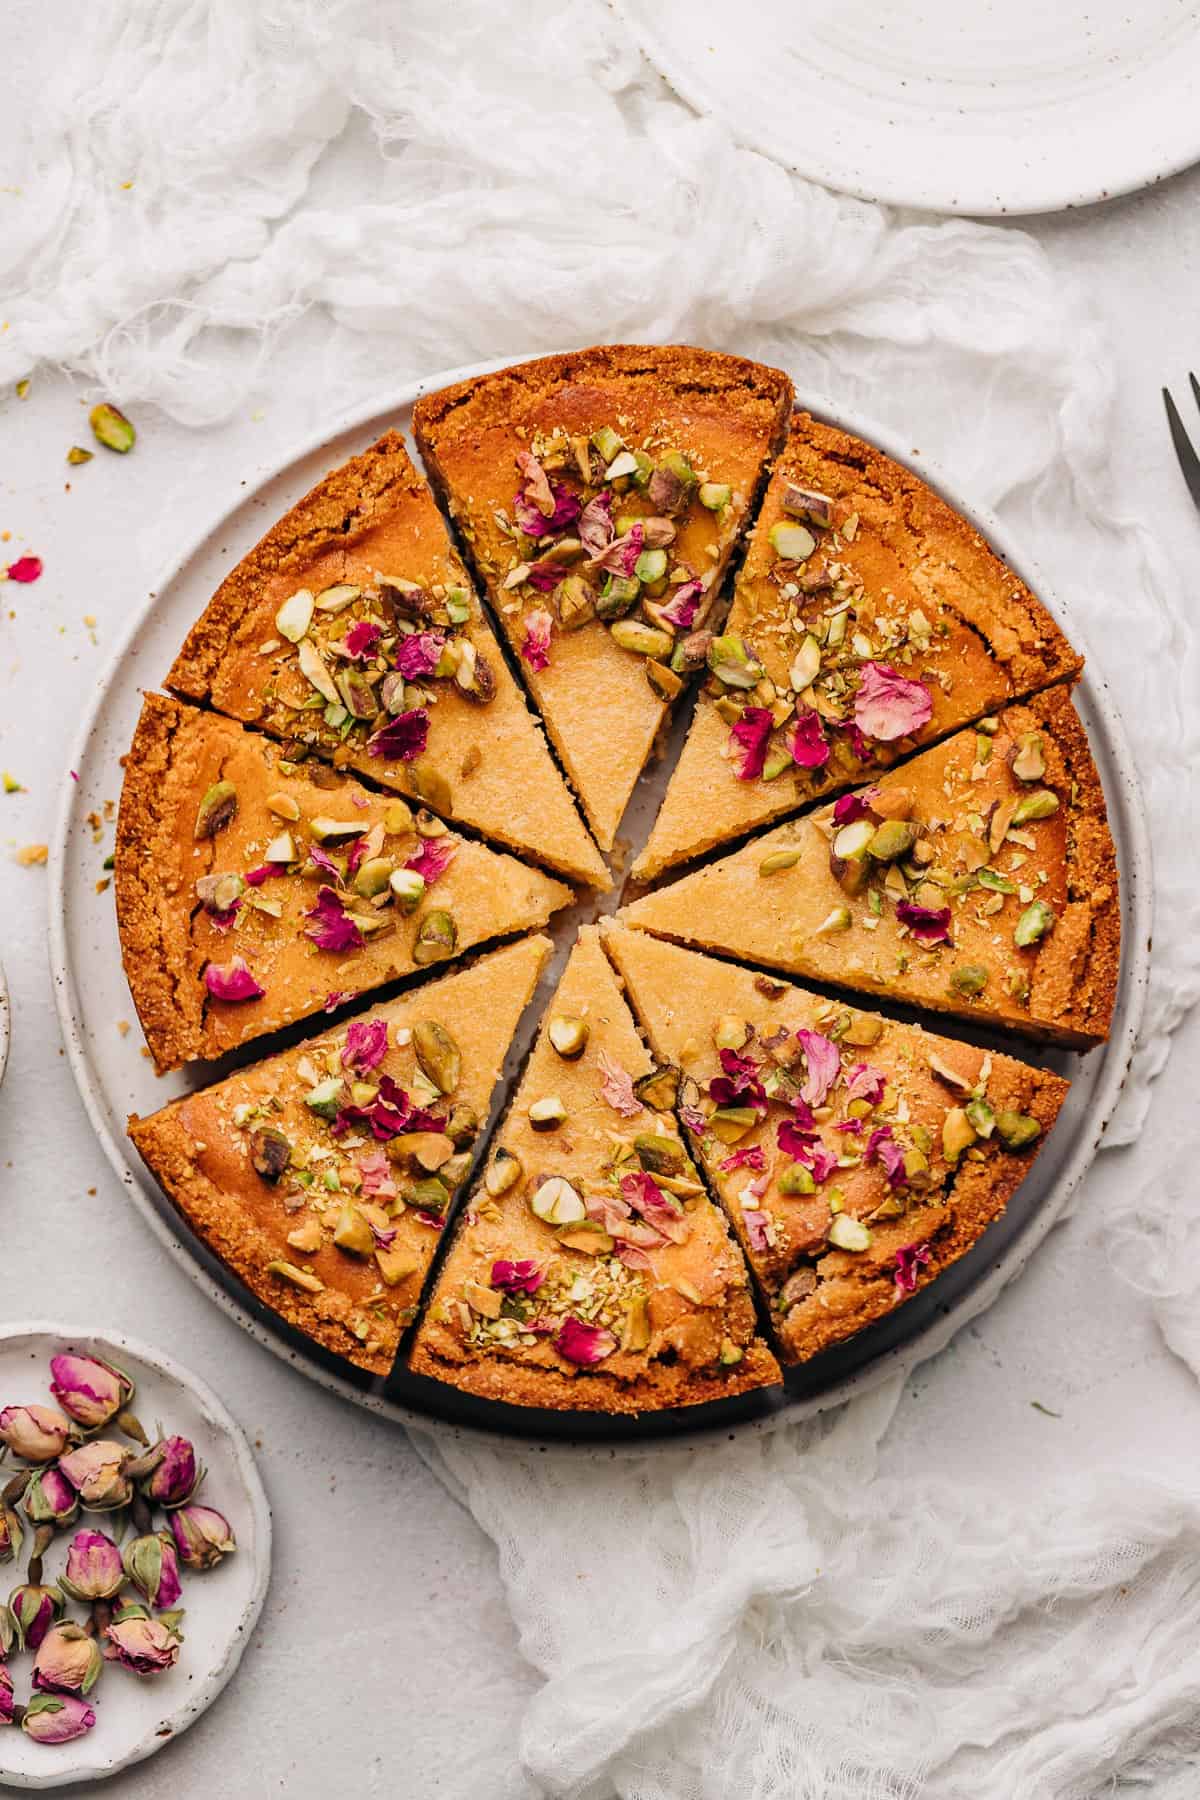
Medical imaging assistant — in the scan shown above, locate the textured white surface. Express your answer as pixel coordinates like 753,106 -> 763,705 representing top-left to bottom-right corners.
3,2 -> 1200,1795
611,0 -> 1200,214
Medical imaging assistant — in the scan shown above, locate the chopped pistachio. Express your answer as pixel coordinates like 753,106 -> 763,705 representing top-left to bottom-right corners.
194,780 -> 237,840
333,1204 -> 374,1257
949,963 -> 989,998
405,761 -> 453,815
635,1134 -> 686,1177
708,1106 -> 757,1144
781,484 -> 834,527
264,831 -> 295,864
1012,789 -> 1060,825
842,1012 -> 884,1047
789,633 -> 822,693
634,1065 -> 680,1110
610,618 -> 674,658
699,482 -> 732,510
275,589 -> 314,643
927,1052 -> 972,1090
66,445 -> 93,466
714,1015 -> 751,1051
266,791 -> 301,822
622,1295 -> 652,1352
389,868 -> 426,913
314,583 -> 362,614
770,520 -> 817,562
464,1280 -> 504,1319
556,574 -> 595,631
384,799 -> 415,835
812,905 -> 853,935
827,1214 -> 871,1251
779,1163 -> 816,1196
298,637 -> 340,704
548,1015 -> 589,1060
707,633 -> 764,689
977,867 -> 1017,895
591,424 -> 624,463
89,402 -> 136,453
413,908 -> 457,966
965,1098 -> 996,1138
530,1176 -> 585,1224
759,847 -> 801,877
556,1221 -> 615,1256
1014,900 -> 1055,947
304,1077 -> 344,1120
646,659 -> 684,702
1010,733 -> 1046,783
995,1109 -> 1042,1151
309,816 -> 361,843
528,1095 -> 567,1131
412,1020 -> 461,1094
596,574 -> 640,619
286,1219 -> 323,1255
867,819 -> 918,863
376,1248 -> 420,1287
942,1107 -> 977,1162
634,547 -> 668,584
485,1148 -> 522,1197
352,856 -> 392,898
250,1126 -> 292,1182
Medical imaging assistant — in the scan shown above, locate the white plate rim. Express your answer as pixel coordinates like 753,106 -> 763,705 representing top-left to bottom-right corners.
609,0 -> 1200,216
0,1320 -> 271,1789
46,355 -> 1152,1455
0,956 -> 9,1093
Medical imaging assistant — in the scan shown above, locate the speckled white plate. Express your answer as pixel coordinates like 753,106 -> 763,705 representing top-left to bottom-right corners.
611,0 -> 1200,214
0,957 -> 9,1092
0,1324 -> 270,1788
46,362 -> 1151,1447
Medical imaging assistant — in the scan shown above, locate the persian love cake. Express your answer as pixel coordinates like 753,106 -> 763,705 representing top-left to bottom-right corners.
634,411 -> 1082,879
129,936 -> 552,1376
621,686 -> 1118,1050
115,695 -> 571,1071
602,924 -> 1069,1365
412,345 -> 793,851
407,926 -> 781,1412
166,431 -> 608,888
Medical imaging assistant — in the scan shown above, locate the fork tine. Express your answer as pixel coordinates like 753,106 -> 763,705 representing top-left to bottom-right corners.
1163,386 -> 1200,512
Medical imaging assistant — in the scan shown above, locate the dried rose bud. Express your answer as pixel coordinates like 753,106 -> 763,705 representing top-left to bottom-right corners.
0,1404 -> 72,1463
0,1506 -> 22,1567
21,1692 -> 97,1743
169,1503 -> 235,1571
0,1599 -> 14,1660
134,1435 -> 203,1510
103,1603 -> 182,1674
0,1664 -> 13,1726
59,1529 -> 126,1603
49,1353 -> 134,1431
58,1440 -> 132,1512
8,1583 -> 64,1652
22,1466 -> 79,1528
122,1533 -> 182,1610
33,1621 -> 102,1697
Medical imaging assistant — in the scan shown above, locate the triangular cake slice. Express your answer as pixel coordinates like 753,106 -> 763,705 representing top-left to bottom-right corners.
634,410 -> 1082,879
622,686 -> 1118,1049
602,923 -> 1069,1365
116,695 -> 571,1070
407,925 -> 780,1413
167,431 -> 608,888
129,936 -> 551,1376
412,346 -> 793,851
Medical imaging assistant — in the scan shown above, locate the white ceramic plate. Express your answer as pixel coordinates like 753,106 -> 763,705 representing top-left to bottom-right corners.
0,1324 -> 270,1788
0,957 -> 9,1092
611,0 -> 1200,215
47,363 -> 1151,1447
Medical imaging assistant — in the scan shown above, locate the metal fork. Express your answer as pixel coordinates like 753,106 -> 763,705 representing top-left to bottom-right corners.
1163,373 -> 1200,511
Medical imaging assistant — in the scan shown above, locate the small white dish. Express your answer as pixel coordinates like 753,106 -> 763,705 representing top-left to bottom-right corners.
0,1324 -> 271,1789
612,0 -> 1200,215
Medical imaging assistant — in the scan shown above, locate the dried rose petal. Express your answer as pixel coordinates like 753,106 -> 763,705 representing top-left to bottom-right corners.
203,957 -> 265,1003
719,1145 -> 766,1173
658,580 -> 702,630
730,707 -> 774,782
790,707 -> 830,769
894,1241 -> 933,1293
709,1048 -> 767,1113
853,662 -> 932,743
555,1316 -> 617,1366
741,1208 -> 771,1252
844,1063 -> 887,1105
304,886 -> 364,953
367,709 -> 429,763
394,630 -> 446,678
6,555 -> 43,583
405,836 -> 456,885
596,1052 -> 643,1118
513,476 -> 580,539
490,1259 -> 543,1296
521,609 -> 553,670
895,900 -> 953,946
342,620 -> 382,661
832,788 -> 880,825
589,523 -> 643,578
866,1125 -> 908,1188
576,490 -> 614,555
342,1018 -> 389,1073
795,1029 -> 841,1106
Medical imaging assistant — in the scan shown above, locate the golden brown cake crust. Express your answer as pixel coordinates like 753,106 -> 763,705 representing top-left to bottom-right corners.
601,922 -> 1070,1367
407,1336 -> 781,1414
167,431 -> 608,888
413,346 -> 794,850
634,409 -> 1084,879
129,936 -> 552,1376
622,684 -> 1119,1050
115,693 -> 570,1072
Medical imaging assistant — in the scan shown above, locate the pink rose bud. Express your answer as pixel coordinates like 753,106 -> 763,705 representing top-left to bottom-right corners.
60,1529 -> 126,1603
0,1405 -> 72,1463
20,1692 -> 97,1744
22,1466 -> 79,1528
49,1353 -> 134,1430
122,1533 -> 182,1610
8,1584 -> 64,1652
33,1621 -> 102,1697
139,1435 -> 202,1510
0,1664 -> 14,1726
58,1440 -> 133,1512
103,1603 -> 182,1674
169,1503 -> 236,1571
0,1598 -> 14,1660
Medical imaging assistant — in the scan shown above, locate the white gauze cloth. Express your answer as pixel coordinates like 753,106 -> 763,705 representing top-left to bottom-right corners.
6,3 -> 1200,1794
